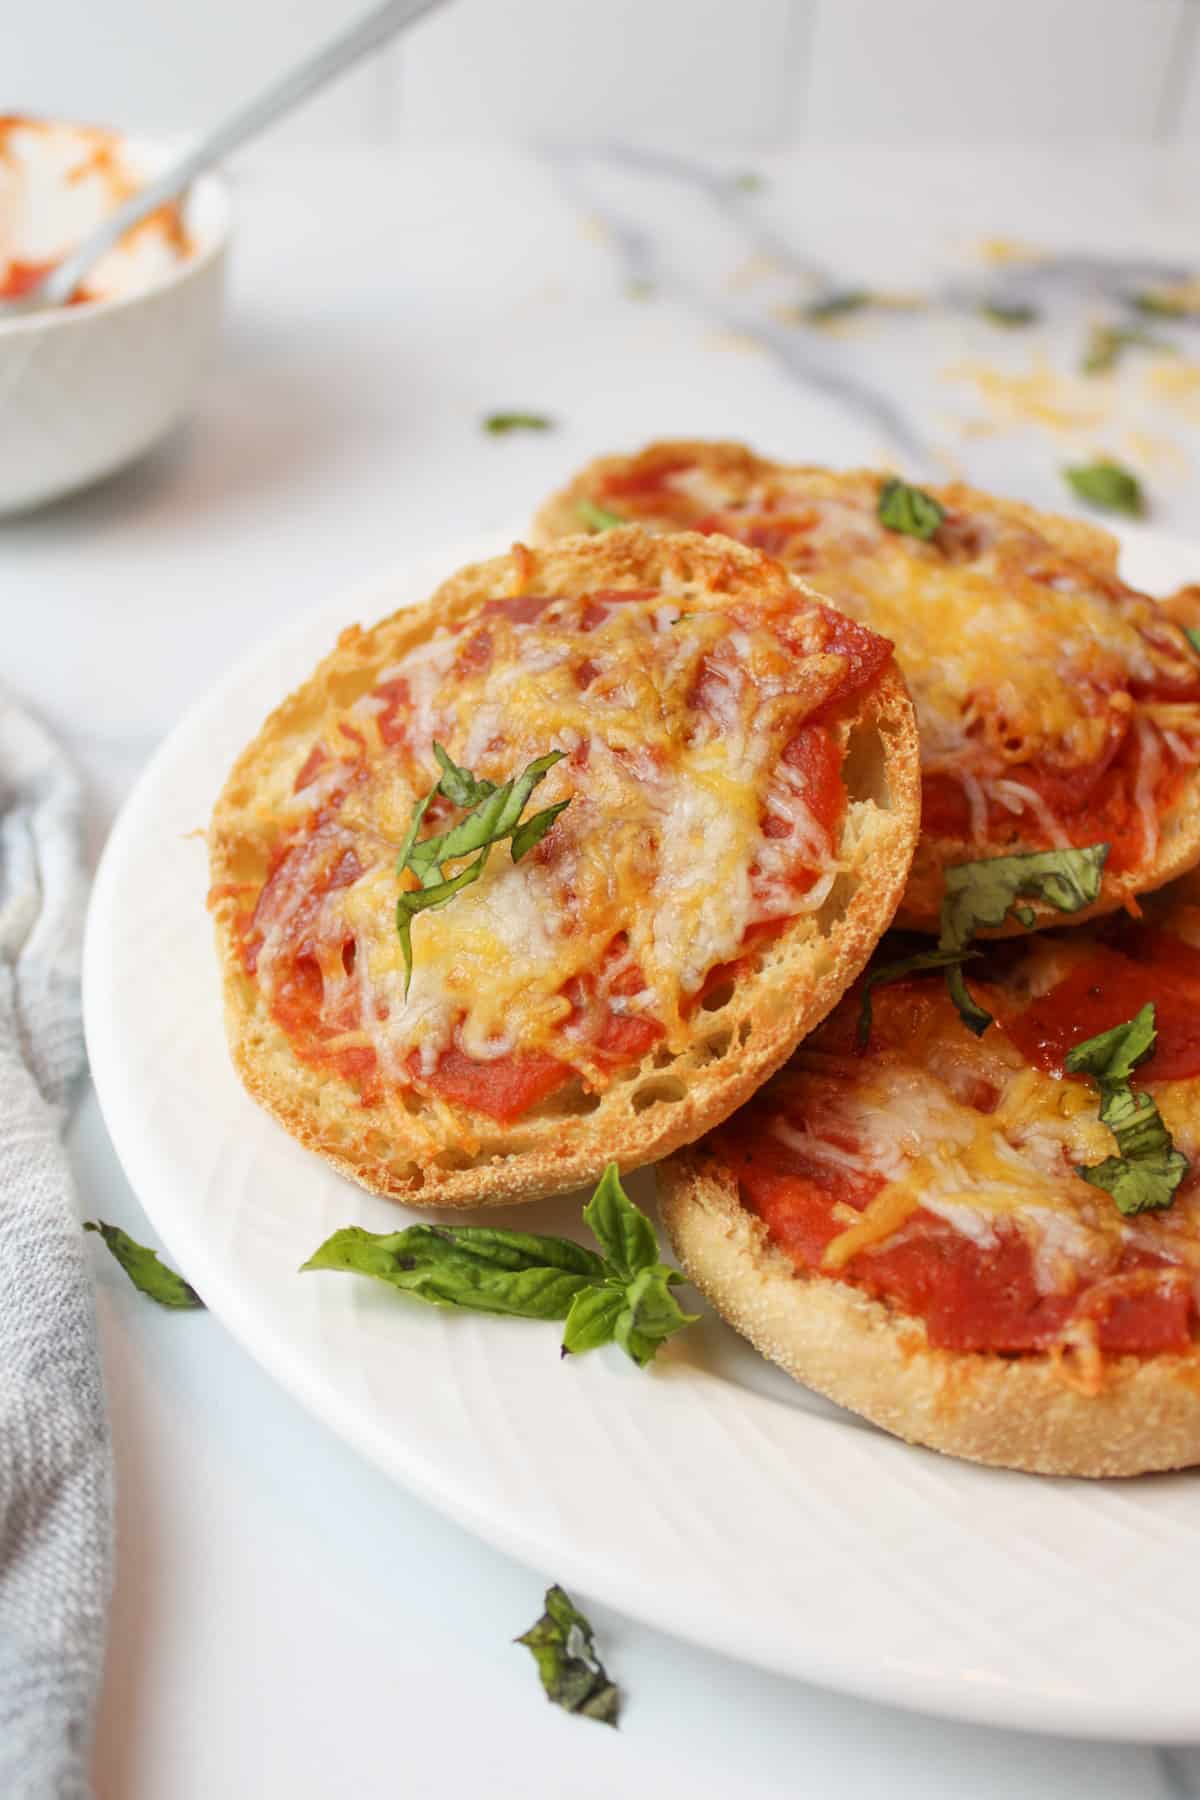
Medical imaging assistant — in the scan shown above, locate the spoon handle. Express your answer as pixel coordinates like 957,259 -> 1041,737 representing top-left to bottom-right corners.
40,0 -> 446,307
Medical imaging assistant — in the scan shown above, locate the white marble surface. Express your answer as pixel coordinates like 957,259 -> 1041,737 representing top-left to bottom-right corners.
8,144 -> 1200,1797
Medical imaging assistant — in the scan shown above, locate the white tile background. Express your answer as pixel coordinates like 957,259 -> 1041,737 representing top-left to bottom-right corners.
8,0 -> 1200,146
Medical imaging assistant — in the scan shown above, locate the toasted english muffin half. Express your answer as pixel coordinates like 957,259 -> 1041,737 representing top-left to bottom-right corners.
209,528 -> 920,1209
536,441 -> 1200,934
660,868 -> 1200,1476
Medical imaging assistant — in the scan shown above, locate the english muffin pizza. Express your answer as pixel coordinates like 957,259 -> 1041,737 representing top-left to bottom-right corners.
208,528 -> 919,1208
536,441 -> 1200,934
660,867 -> 1200,1476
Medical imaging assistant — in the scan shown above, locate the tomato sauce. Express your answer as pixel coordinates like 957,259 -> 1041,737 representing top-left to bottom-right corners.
0,257 -> 92,304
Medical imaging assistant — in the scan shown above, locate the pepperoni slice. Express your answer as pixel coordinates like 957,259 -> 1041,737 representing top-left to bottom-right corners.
1003,936 -> 1200,1082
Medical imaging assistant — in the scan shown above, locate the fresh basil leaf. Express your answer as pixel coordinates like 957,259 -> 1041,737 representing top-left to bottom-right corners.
484,412 -> 554,434
1063,460 -> 1145,517
581,1163 -> 658,1281
856,947 -> 982,1047
1079,1147 -> 1189,1215
877,477 -> 945,542
303,1165 -> 702,1367
614,1264 -> 699,1368
980,300 -> 1038,328
400,848 -> 491,908
84,1221 -> 203,1309
302,1223 -> 606,1319
576,498 -> 625,532
516,1586 -> 620,1726
936,844 -> 1108,1036
562,1283 -> 626,1356
940,844 -> 1108,951
511,799 -> 571,863
396,848 -> 491,991
943,961 -> 995,1037
1081,324 -> 1171,376
432,741 -> 496,808
1064,1002 -> 1157,1085
804,288 -> 872,322
1065,1005 -> 1189,1214
1183,626 -> 1200,658
407,751 -> 564,877
1097,1081 -> 1171,1156
1133,290 -> 1191,319
396,781 -> 438,871
396,749 -> 570,993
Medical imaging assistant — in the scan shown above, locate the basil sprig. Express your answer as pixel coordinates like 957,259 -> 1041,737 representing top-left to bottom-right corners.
84,1221 -> 204,1309
302,1163 -> 699,1368
979,299 -> 1038,328
483,412 -> 554,434
859,844 -> 1108,1042
396,744 -> 570,995
517,1586 -> 620,1726
1063,460 -> 1144,517
1133,290 -> 1193,320
576,498 -> 625,532
877,477 -> 945,542
1081,324 -> 1171,376
1066,1004 -> 1189,1215
804,288 -> 872,322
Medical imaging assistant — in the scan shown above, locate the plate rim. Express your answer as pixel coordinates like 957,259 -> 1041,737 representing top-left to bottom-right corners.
84,522 -> 1200,1744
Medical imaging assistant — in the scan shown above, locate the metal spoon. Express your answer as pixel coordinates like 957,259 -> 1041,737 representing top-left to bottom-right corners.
0,0 -> 447,319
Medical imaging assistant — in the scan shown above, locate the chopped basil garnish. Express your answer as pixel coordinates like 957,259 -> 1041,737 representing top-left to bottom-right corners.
396,745 -> 571,995
859,845 -> 1108,1043
483,412 -> 554,434
1066,1004 -> 1189,1215
1063,460 -> 1144,517
516,1586 -> 620,1726
1081,324 -> 1171,376
1184,626 -> 1200,657
575,498 -> 625,532
877,477 -> 945,542
804,288 -> 872,322
303,1163 -> 698,1368
1132,290 -> 1192,320
84,1221 -> 203,1309
979,300 -> 1038,328
856,946 -> 982,1048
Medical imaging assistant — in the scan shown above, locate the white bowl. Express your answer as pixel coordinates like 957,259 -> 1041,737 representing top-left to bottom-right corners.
0,124 -> 231,515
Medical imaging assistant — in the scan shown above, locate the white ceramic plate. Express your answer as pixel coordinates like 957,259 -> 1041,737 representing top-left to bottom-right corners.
85,526 -> 1200,1742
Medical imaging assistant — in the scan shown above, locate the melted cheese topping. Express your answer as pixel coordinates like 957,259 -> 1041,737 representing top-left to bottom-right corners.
775,898 -> 1200,1297
250,576 -> 876,1092
581,452 -> 1200,860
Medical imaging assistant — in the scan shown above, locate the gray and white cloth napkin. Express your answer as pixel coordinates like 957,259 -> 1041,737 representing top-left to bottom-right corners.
0,690 -> 112,1799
